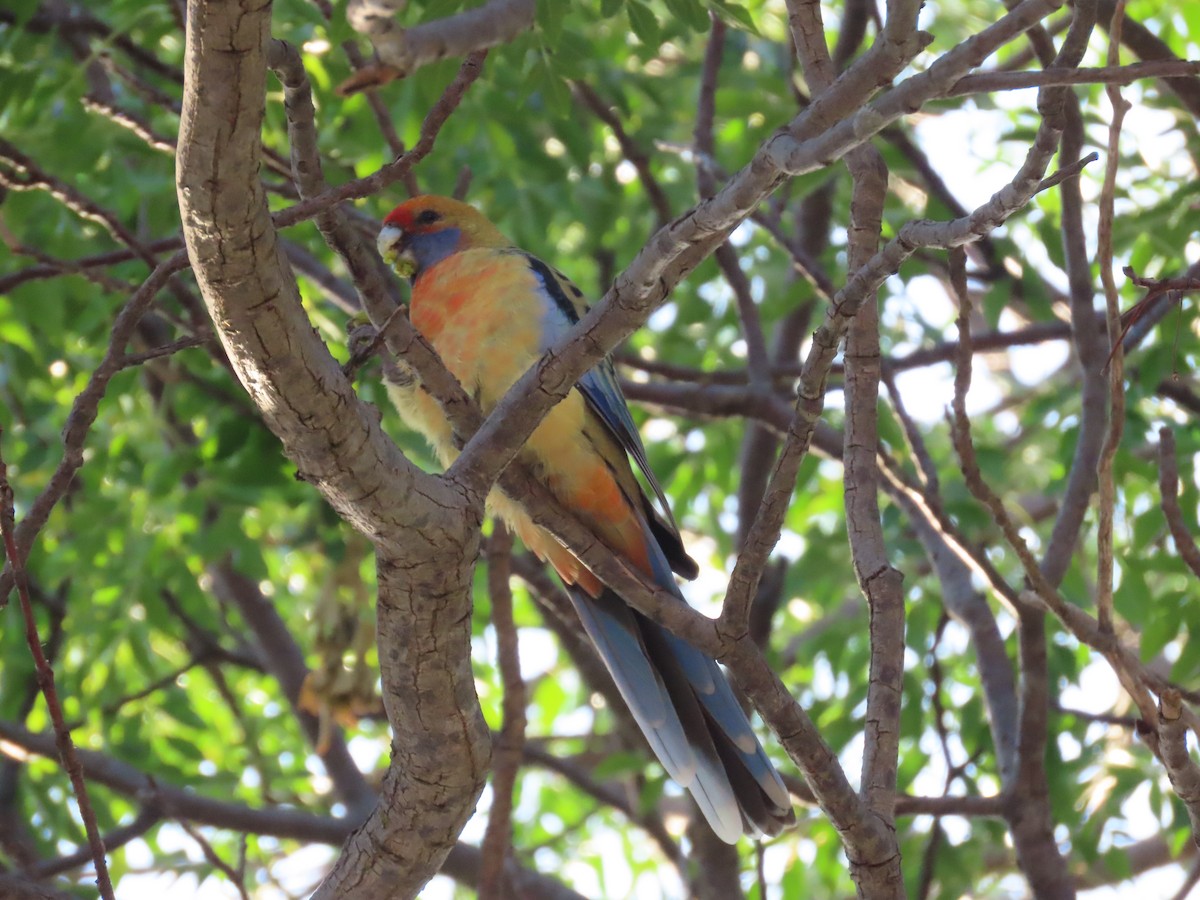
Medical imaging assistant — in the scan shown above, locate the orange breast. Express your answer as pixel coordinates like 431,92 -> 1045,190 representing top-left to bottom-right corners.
402,249 -> 653,594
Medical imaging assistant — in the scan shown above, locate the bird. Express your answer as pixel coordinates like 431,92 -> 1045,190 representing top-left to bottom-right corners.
376,195 -> 794,842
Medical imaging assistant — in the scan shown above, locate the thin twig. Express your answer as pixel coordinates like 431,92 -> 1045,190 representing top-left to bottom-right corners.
0,238 -> 183,294
0,432 -> 115,899
29,804 -> 160,878
946,271 -> 1162,724
0,251 -> 190,602
949,58 -> 1200,94
273,50 -> 489,231
1158,428 -> 1200,578
267,39 -> 402,331
521,743 -> 683,866
573,80 -> 672,227
178,820 -> 252,900
479,526 -> 524,900
116,335 -> 214,369
1095,0 -> 1132,636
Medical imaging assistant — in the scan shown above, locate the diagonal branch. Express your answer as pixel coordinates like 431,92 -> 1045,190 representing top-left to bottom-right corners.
0,444 -> 114,899
1158,428 -> 1200,578
0,720 -> 584,900
445,0 -> 1061,502
344,0 -> 534,84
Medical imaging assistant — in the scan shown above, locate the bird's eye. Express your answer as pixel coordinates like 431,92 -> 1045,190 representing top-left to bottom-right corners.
416,209 -> 441,225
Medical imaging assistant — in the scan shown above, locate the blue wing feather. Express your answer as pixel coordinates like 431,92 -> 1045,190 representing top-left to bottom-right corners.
518,252 -> 792,839
522,253 -> 681,532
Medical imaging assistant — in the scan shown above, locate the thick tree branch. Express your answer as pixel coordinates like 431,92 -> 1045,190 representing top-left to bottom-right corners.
444,0 -> 1061,500
346,0 -> 534,81
176,3 -> 490,898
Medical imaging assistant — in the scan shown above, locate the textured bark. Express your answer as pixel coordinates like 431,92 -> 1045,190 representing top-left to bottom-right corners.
175,2 -> 489,897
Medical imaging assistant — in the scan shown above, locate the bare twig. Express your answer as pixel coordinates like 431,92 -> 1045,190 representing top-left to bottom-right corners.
479,526 -> 525,900
273,50 -> 488,232
0,434 -> 115,898
82,94 -> 177,153
0,139 -> 154,265
178,821 -> 251,900
1158,428 -> 1200,578
29,805 -> 160,879
267,39 -> 401,330
573,80 -> 672,227
0,252 -> 190,602
946,257 -> 1163,725
949,59 -> 1200,94
0,237 -> 183,294
343,0 -> 533,88
116,335 -> 214,369
520,743 -> 683,866
1095,0 -> 1132,635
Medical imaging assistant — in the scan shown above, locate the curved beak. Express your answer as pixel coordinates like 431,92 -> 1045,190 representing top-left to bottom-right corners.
377,224 -> 418,279
377,224 -> 406,264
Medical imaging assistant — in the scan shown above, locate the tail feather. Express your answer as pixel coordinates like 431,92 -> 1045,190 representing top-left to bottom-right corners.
661,632 -> 757,752
549,475 -> 792,844
707,716 -> 794,837
661,630 -> 793,813
563,527 -> 795,842
633,607 -> 746,843
641,592 -> 795,838
645,532 -> 792,820
566,585 -> 697,787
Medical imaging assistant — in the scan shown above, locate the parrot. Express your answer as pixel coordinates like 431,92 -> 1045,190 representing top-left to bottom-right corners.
376,195 -> 794,842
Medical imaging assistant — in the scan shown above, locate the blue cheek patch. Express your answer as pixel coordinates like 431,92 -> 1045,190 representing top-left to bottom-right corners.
408,227 -> 462,275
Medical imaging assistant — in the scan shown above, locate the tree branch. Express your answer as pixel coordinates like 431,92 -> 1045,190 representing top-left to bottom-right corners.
176,4 -> 490,897
1158,428 -> 1200,578
442,0 -> 1058,501
343,0 -> 534,86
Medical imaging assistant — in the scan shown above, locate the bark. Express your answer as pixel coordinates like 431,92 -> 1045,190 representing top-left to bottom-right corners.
175,2 -> 489,897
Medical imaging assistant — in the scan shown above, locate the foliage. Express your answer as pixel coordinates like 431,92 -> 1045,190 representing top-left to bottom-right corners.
1,0 -> 1199,897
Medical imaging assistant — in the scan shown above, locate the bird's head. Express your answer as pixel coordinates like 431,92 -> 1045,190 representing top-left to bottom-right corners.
377,195 -> 511,280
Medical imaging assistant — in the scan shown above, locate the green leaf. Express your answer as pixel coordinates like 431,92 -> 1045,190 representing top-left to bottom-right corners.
162,687 -> 209,731
707,0 -> 758,33
663,0 -> 710,32
534,53 -> 572,117
626,0 -> 661,45
592,751 -> 647,778
537,0 -> 567,44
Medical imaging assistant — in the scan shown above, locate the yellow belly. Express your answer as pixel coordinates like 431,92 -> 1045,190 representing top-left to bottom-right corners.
384,250 -> 648,594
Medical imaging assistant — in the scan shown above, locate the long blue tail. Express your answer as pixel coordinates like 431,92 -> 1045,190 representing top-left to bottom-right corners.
564,534 -> 794,842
